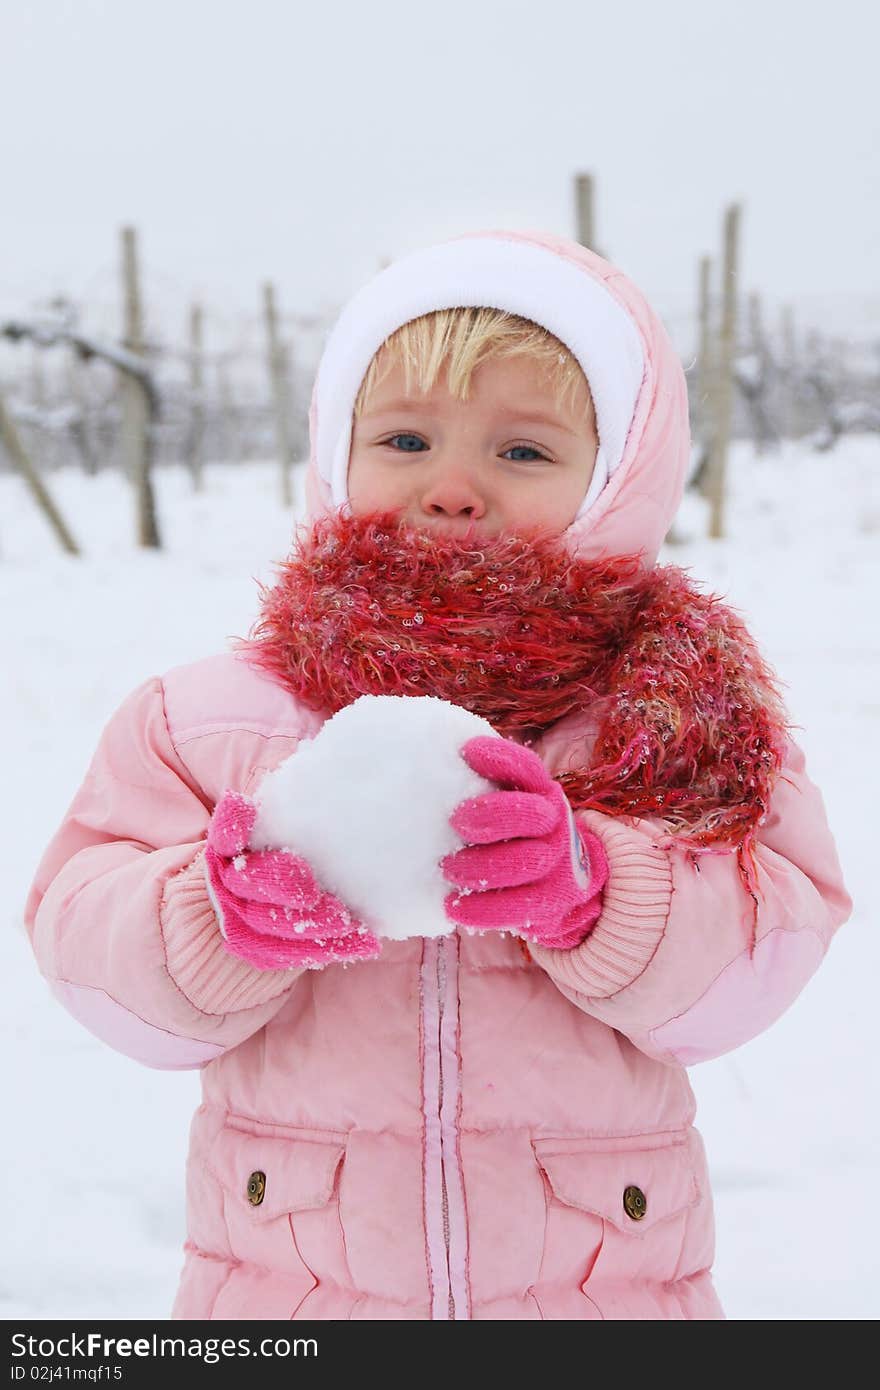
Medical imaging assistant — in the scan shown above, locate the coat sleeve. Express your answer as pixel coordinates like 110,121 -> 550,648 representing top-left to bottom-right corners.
24,676 -> 308,1071
527,736 -> 853,1066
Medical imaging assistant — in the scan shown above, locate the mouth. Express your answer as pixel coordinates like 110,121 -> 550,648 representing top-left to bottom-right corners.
414,521 -> 496,544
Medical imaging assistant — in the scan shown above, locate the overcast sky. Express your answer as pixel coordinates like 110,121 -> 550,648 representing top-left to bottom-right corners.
2,0 -> 878,341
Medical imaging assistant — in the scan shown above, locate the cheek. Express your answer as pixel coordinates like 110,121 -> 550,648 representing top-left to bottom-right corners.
500,471 -> 586,534
347,455 -> 406,515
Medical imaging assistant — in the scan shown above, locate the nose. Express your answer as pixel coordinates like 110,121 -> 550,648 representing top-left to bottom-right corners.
418,465 -> 487,524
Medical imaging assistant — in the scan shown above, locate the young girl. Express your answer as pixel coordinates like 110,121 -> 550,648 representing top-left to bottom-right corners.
25,229 -> 852,1321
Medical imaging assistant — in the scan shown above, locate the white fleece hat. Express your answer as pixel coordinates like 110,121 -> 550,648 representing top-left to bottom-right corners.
314,235 -> 645,520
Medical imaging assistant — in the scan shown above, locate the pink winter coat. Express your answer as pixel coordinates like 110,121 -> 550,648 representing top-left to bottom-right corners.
25,233 -> 852,1321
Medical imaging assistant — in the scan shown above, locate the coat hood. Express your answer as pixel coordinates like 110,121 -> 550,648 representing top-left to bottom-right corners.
303,228 -> 690,567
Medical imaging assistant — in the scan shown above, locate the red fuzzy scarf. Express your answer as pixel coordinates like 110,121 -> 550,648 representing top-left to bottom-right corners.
236,511 -> 793,935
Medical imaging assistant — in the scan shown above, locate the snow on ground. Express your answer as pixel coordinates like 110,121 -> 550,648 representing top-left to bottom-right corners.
1,437 -> 878,1320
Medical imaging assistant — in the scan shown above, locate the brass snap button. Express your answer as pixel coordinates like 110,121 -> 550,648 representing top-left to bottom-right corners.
623,1184 -> 647,1221
246,1170 -> 266,1207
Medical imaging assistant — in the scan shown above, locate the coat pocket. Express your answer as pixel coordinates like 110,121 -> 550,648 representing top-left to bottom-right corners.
531,1133 -> 707,1319
206,1123 -> 350,1319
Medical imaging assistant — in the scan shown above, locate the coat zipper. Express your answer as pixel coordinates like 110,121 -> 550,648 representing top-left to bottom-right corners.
421,934 -> 469,1319
436,940 -> 455,1321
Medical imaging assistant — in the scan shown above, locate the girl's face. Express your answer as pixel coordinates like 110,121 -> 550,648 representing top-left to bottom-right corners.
347,353 -> 599,539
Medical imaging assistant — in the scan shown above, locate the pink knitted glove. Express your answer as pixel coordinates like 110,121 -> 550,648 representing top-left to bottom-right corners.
441,736 -> 609,950
204,790 -> 382,970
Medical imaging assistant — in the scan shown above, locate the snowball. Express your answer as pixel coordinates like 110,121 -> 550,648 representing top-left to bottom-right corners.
250,695 -> 500,940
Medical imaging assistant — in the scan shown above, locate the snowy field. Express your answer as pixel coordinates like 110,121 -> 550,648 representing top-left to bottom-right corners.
2,437 -> 878,1321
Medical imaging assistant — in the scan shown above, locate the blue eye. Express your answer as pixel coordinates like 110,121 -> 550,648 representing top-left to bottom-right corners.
381,435 -> 548,462
504,445 -> 547,462
386,433 -> 428,452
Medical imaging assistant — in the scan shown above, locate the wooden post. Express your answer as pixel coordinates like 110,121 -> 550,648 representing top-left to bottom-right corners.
695,255 -> 713,452
120,226 -> 144,482
120,226 -> 161,547
685,255 -> 715,501
24,340 -> 48,468
263,281 -> 295,507
704,203 -> 741,539
780,304 -> 798,439
574,173 -> 596,252
187,303 -> 205,491
745,289 -> 775,455
748,291 -> 763,360
0,386 -> 80,554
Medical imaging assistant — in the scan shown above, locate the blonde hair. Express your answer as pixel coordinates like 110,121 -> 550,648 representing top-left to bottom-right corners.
353,307 -> 593,422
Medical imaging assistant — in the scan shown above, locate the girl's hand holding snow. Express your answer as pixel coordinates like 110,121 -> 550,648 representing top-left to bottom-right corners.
204,790 -> 382,970
441,737 -> 609,950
